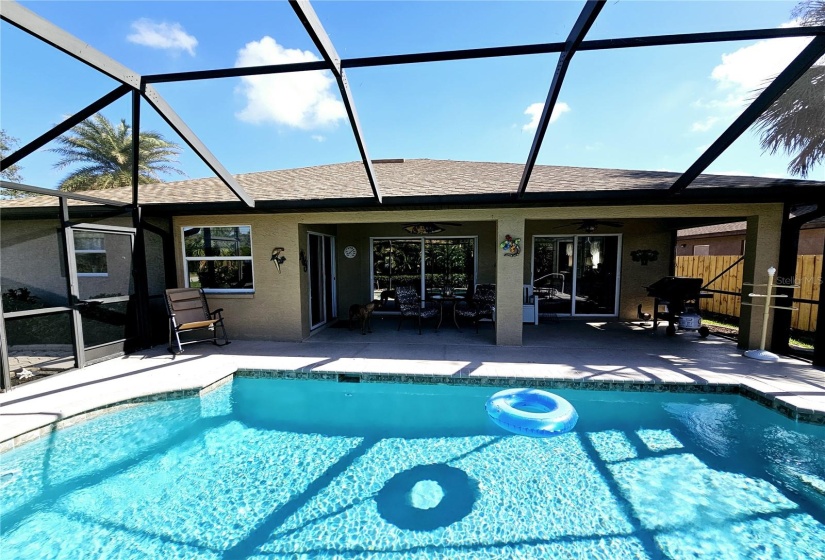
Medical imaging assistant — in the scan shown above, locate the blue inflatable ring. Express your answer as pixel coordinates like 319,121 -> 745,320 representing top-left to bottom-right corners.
486,388 -> 578,437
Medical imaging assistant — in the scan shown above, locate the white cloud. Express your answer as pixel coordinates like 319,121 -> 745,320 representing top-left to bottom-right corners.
234,36 -> 346,130
689,20 -> 815,135
710,32 -> 813,92
690,116 -> 719,133
311,135 -> 326,142
522,102 -> 570,131
127,19 -> 198,56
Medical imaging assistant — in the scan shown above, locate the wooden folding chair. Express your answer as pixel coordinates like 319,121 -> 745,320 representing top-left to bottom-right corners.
164,288 -> 230,354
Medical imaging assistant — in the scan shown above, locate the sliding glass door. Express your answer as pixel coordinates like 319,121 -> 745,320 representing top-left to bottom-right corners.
533,235 -> 621,316
533,236 -> 575,315
308,233 -> 336,329
371,237 -> 476,310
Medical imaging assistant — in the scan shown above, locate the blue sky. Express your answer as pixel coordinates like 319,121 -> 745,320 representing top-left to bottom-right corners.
2,0 -> 822,191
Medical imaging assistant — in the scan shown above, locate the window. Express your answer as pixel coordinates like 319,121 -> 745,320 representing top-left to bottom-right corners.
74,231 -> 107,276
693,244 -> 710,256
371,237 -> 476,311
182,226 -> 253,292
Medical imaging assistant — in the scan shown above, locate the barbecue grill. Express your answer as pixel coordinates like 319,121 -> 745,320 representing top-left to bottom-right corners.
644,276 -> 711,337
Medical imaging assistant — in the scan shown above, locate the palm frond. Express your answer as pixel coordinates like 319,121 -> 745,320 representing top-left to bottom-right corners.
753,65 -> 825,178
51,113 -> 185,191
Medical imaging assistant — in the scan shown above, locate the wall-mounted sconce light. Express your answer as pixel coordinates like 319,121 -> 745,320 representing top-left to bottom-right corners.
299,249 -> 308,272
271,247 -> 286,273
630,249 -> 659,265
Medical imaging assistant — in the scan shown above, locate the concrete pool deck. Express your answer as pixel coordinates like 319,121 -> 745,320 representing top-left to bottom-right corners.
2,320 -> 824,451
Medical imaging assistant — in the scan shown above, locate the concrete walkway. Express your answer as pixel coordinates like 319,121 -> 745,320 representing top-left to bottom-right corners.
2,320 -> 824,451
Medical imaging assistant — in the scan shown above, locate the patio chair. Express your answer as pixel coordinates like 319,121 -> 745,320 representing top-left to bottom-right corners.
395,285 -> 439,335
165,288 -> 230,354
456,283 -> 496,333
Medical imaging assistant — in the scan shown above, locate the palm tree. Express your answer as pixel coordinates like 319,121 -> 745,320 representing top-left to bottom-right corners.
753,1 -> 824,178
0,130 -> 33,199
51,113 -> 184,191
0,130 -> 24,183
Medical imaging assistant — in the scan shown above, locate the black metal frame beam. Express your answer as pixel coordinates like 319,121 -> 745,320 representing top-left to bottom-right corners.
131,90 -> 141,207
130,91 -> 152,348
289,0 -> 341,74
1,84 -> 131,171
0,292 -> 9,392
517,0 -> 605,198
60,198 -> 86,369
144,61 -> 328,84
0,180 -> 130,206
141,85 -> 255,207
140,27 -> 825,83
289,0 -> 382,203
347,27 -> 825,68
1,1 -> 140,88
670,35 -> 825,193
344,26 -> 825,68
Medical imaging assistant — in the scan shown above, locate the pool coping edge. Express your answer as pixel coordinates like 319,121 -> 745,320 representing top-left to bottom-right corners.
2,369 -> 823,453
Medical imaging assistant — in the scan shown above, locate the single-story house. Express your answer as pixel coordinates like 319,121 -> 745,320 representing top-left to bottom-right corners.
3,158 -> 823,369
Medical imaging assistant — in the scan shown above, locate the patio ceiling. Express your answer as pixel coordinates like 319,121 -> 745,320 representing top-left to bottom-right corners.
1,0 -> 824,208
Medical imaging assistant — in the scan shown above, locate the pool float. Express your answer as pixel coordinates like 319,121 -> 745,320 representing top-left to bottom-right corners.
485,388 -> 578,437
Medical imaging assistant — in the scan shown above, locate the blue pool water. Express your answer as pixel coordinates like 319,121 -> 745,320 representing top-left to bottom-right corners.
2,378 -> 825,559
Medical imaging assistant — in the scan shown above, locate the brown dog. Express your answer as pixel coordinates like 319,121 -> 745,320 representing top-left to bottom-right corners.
349,300 -> 379,334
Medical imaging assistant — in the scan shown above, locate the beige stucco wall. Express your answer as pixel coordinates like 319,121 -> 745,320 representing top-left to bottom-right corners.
173,215 -> 304,342
740,211 -> 784,350
171,202 -> 784,347
1,217 -> 68,306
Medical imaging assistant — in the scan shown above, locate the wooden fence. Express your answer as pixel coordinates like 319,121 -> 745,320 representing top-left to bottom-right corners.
675,255 -> 821,332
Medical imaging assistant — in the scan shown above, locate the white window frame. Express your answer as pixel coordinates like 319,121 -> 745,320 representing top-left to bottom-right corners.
693,244 -> 710,256
74,231 -> 108,278
181,225 -> 255,294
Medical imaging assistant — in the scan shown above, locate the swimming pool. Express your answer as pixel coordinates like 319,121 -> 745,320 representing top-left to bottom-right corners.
2,377 -> 824,559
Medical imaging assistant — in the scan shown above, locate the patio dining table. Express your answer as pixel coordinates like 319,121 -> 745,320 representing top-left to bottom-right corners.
431,295 -> 464,332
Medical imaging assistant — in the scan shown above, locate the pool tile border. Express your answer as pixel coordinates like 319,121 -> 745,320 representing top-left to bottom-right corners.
3,368 -> 823,453
232,368 -> 824,424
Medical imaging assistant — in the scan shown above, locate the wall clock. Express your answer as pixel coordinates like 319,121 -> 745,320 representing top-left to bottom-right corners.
344,245 -> 357,258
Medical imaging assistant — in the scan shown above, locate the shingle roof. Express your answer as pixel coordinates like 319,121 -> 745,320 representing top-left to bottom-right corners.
2,158 -> 823,209
678,222 -> 748,237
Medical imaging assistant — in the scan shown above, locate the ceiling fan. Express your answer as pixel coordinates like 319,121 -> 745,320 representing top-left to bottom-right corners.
402,222 -> 462,234
552,219 -> 624,234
